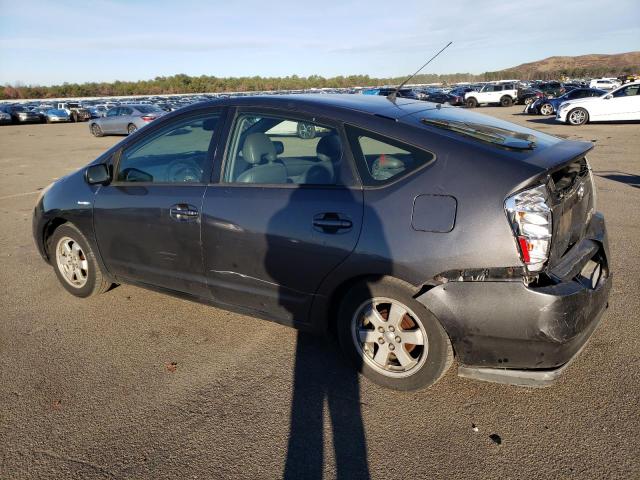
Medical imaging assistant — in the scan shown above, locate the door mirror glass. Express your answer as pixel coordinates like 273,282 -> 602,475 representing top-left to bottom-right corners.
86,164 -> 110,184
605,94 -> 613,100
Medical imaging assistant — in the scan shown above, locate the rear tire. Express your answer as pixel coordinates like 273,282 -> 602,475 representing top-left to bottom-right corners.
49,223 -> 112,298
465,97 -> 478,108
500,95 -> 513,107
337,277 -> 453,391
567,107 -> 589,126
127,123 -> 137,135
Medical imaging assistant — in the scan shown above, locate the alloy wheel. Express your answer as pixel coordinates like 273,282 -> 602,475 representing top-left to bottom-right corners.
55,236 -> 89,288
540,104 -> 554,115
351,297 -> 429,378
568,109 -> 587,125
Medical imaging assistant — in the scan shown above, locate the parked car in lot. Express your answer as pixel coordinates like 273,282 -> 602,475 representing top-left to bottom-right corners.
33,94 -> 611,391
516,87 -> 544,105
424,91 -> 462,105
465,83 -> 518,107
4,105 -> 41,123
557,82 -> 640,125
589,78 -> 621,90
525,88 -> 606,115
57,102 -> 91,122
88,104 -> 166,136
44,108 -> 71,123
0,109 -> 12,124
532,82 -> 566,98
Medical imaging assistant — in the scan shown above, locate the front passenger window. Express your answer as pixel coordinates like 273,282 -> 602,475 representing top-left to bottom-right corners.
116,114 -> 219,184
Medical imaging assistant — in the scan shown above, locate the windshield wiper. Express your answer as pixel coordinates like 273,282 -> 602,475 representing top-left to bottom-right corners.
421,118 -> 536,150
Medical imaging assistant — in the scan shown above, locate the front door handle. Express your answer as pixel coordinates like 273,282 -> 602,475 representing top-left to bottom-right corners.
169,204 -> 199,222
313,213 -> 352,234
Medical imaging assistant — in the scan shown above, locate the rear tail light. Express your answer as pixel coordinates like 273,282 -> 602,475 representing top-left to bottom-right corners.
141,115 -> 156,122
505,185 -> 552,272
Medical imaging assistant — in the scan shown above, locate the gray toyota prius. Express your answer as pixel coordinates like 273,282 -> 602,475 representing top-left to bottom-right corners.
33,94 -> 611,390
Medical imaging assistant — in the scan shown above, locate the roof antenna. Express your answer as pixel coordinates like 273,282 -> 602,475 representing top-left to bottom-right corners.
387,41 -> 453,103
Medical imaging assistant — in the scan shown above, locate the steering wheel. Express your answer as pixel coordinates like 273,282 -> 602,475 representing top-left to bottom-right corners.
166,159 -> 203,183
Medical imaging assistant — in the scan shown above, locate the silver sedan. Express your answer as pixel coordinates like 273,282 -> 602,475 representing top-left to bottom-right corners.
89,104 -> 165,136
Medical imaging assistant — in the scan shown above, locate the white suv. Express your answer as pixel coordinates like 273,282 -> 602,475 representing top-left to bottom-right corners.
557,82 -> 640,125
465,83 -> 518,108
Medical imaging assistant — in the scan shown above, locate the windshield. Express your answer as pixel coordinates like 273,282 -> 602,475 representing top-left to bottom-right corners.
421,118 -> 536,150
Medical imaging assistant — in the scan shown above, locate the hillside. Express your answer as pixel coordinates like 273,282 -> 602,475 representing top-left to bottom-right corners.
490,51 -> 640,80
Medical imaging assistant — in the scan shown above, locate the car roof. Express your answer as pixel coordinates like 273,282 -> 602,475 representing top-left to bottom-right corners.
185,93 -> 439,121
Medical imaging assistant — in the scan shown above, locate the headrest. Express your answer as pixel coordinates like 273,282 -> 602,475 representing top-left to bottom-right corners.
316,134 -> 342,163
242,133 -> 277,165
372,154 -> 405,180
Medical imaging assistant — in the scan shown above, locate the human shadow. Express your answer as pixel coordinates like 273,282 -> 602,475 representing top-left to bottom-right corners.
263,169 -> 390,479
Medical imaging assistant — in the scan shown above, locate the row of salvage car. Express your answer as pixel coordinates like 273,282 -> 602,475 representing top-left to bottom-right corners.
523,82 -> 640,125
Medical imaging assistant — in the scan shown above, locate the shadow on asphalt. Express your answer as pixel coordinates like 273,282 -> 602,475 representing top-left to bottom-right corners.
263,172 -> 385,479
594,170 -> 640,189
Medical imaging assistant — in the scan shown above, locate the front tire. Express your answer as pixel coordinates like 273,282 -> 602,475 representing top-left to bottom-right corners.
337,277 -> 453,391
465,97 -> 478,108
49,223 -> 111,298
567,107 -> 589,126
91,123 -> 104,137
127,123 -> 137,135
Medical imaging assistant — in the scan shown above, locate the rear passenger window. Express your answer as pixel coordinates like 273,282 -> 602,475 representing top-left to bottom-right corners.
223,113 -> 348,185
346,126 -> 435,186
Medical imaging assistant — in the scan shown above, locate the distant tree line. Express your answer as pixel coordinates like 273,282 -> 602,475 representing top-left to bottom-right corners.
1,65 -> 638,100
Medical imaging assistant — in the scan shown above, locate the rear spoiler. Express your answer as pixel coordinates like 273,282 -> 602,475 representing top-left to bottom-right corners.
520,139 -> 594,172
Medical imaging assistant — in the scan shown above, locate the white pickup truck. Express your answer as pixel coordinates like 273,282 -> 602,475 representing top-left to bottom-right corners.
465,83 -> 518,108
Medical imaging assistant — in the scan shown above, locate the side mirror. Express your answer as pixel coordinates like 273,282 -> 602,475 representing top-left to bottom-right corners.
85,164 -> 110,185
604,94 -> 612,100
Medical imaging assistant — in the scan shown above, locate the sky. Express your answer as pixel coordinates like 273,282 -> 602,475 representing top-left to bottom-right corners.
0,0 -> 638,86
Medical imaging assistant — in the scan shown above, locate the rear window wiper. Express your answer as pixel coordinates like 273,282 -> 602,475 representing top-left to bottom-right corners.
421,118 -> 537,150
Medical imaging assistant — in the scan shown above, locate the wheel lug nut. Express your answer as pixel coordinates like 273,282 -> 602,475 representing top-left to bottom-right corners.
389,344 -> 395,351
395,336 -> 401,343
378,327 -> 384,333
389,326 -> 395,332
378,338 -> 385,344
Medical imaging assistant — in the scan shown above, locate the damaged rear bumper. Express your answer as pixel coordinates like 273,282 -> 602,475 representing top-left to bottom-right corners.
416,216 -> 611,387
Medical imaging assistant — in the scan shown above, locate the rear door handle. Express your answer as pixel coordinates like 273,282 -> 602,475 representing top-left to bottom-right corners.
313,213 -> 352,233
169,204 -> 199,222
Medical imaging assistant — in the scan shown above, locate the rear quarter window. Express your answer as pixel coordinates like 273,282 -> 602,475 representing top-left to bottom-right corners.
346,125 -> 434,186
